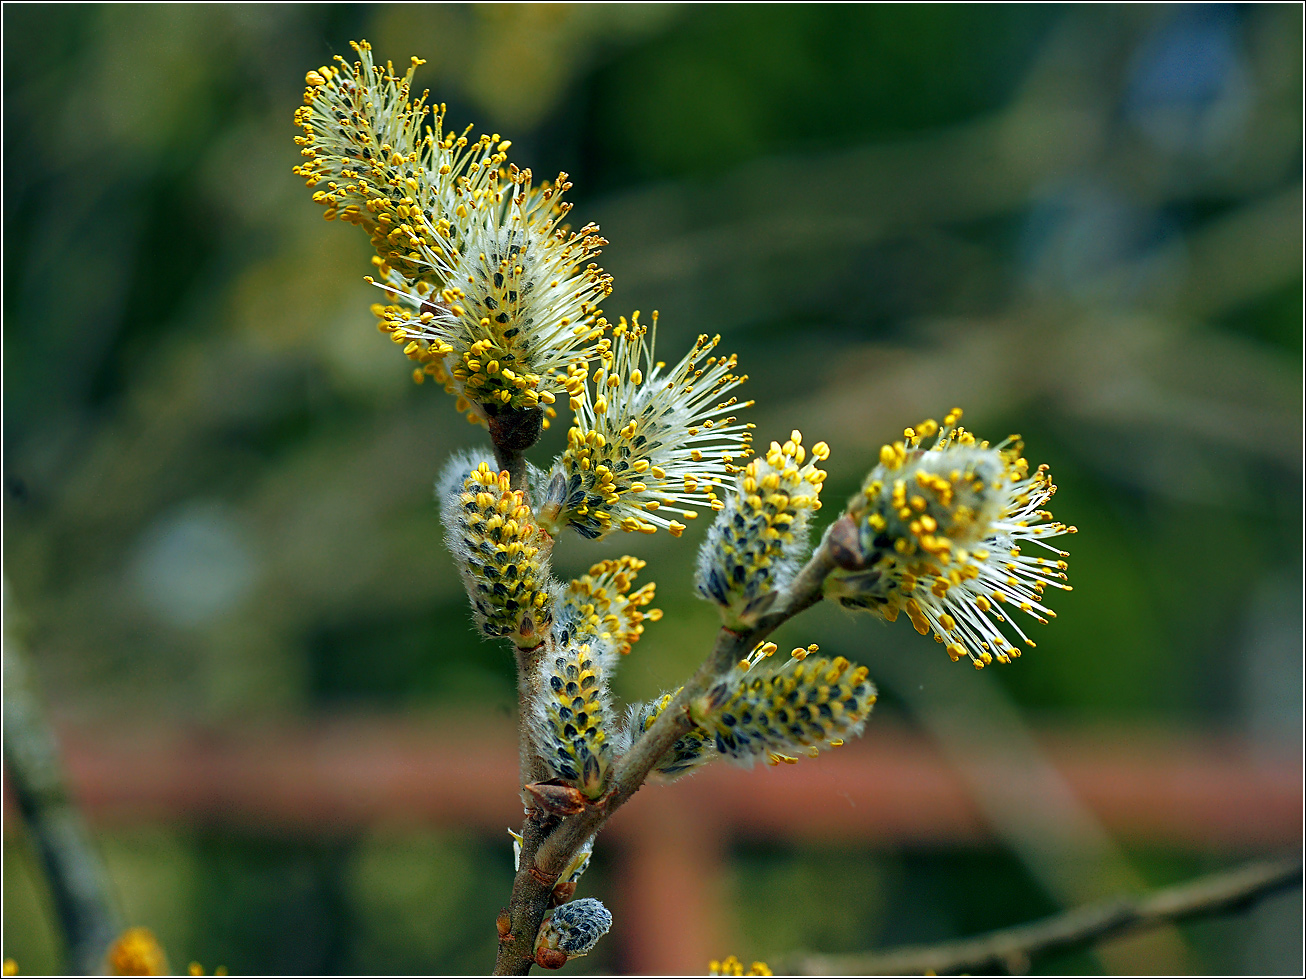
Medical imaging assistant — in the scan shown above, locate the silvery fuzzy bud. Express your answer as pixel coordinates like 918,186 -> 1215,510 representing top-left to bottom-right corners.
534,897 -> 612,968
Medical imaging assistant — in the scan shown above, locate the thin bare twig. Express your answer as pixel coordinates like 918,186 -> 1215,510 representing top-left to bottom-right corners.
3,586 -> 123,975
784,857 -> 1304,975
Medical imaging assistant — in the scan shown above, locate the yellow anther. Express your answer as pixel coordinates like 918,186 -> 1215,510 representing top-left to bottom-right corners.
904,599 -> 930,636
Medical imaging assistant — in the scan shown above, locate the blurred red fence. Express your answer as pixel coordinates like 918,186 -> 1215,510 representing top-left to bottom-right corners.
6,719 -> 1301,973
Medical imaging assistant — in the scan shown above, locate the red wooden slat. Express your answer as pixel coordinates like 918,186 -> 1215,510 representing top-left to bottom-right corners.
37,719 -> 1298,848
5,719 -> 1299,975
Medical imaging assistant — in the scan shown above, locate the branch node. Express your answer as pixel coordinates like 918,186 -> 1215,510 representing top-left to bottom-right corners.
525,780 -> 587,817
550,880 -> 577,907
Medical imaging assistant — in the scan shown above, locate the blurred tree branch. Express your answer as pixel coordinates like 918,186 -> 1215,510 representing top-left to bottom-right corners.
3,584 -> 122,975
784,857 -> 1303,976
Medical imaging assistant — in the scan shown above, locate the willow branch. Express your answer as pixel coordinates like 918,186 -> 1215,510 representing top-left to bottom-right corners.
784,857 -> 1304,976
492,536 -> 838,975
2,593 -> 123,975
538,538 -> 836,877
512,643 -> 549,791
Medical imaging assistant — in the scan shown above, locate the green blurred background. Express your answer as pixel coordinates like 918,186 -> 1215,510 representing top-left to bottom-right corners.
3,3 -> 1301,975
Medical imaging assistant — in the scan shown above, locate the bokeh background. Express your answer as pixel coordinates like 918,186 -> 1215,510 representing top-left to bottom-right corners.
3,3 -> 1302,975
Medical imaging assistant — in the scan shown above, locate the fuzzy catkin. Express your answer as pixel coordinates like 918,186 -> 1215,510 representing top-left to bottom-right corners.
536,898 -> 612,958
824,409 -> 1074,668
536,313 -> 753,539
697,653 -> 874,766
530,642 -> 615,798
623,690 -> 717,780
295,41 -> 610,421
440,460 -> 554,646
552,556 -> 660,668
696,431 -> 828,626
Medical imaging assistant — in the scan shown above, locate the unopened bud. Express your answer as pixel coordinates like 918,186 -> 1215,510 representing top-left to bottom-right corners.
550,880 -> 578,907
525,780 -> 587,816
534,898 -> 612,966
824,513 -> 866,571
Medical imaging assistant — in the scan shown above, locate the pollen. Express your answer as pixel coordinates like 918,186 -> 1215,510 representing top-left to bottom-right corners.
709,956 -> 774,976
554,556 -> 659,663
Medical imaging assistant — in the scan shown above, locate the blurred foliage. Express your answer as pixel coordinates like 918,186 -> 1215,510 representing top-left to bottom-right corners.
3,2 -> 1301,975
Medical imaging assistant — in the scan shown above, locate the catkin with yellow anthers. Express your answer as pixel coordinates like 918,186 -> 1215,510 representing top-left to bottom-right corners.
824,409 -> 1074,669
293,40 -> 504,281
695,431 -> 829,626
536,313 -> 753,539
365,173 -> 611,417
295,41 -> 610,419
530,643 -> 615,799
553,556 -> 660,667
693,648 -> 875,767
709,957 -> 774,977
377,164 -> 611,417
441,460 -> 554,645
622,690 -> 717,780
105,928 -> 169,977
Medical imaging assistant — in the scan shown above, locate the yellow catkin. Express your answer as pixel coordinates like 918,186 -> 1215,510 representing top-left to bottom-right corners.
826,410 -> 1073,668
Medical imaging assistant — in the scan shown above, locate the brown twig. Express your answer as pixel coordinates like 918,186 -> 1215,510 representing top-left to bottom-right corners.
783,856 -> 1304,975
513,642 -> 551,790
485,401 -> 562,974
3,587 -> 123,975
491,538 -> 839,975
